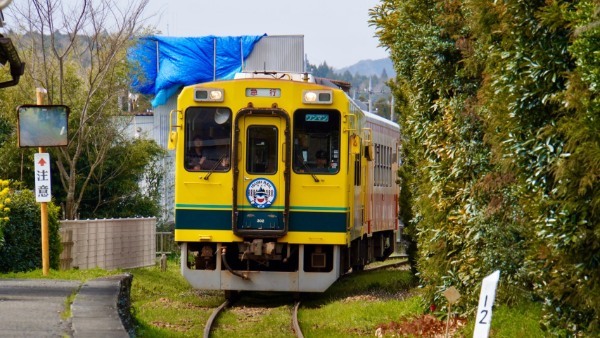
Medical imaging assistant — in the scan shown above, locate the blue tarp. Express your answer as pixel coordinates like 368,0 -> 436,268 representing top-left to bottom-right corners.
128,35 -> 265,106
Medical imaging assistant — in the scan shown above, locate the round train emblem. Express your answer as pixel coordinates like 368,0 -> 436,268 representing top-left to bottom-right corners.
246,178 -> 277,209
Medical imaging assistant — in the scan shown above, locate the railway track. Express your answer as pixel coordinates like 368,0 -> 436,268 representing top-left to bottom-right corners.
202,258 -> 408,337
203,296 -> 304,338
363,257 -> 409,272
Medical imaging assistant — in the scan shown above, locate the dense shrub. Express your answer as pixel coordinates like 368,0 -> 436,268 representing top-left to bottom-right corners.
372,0 -> 599,336
0,188 -> 61,272
0,179 -> 9,249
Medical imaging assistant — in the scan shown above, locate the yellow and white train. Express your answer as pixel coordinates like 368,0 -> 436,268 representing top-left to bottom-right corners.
169,72 -> 400,293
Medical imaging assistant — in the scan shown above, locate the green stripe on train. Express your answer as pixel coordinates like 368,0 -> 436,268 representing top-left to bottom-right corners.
175,209 -> 347,232
175,204 -> 348,212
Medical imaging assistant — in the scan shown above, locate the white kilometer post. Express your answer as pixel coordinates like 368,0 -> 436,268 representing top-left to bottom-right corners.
473,270 -> 501,338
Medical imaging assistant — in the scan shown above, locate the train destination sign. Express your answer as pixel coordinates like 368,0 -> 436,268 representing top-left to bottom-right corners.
305,114 -> 329,122
17,105 -> 69,147
245,88 -> 281,97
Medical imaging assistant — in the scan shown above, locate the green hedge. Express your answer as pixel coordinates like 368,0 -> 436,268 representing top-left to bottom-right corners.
372,0 -> 599,336
0,189 -> 61,272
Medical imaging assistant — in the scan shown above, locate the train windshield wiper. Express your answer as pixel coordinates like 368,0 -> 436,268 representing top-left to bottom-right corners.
308,171 -> 320,183
203,153 -> 228,180
296,155 -> 320,183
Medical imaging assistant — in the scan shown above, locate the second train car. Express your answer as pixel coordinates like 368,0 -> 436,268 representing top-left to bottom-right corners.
170,71 -> 400,293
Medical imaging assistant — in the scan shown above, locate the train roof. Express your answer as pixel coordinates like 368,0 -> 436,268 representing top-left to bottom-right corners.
233,72 -> 351,92
364,109 -> 400,130
234,71 -> 399,130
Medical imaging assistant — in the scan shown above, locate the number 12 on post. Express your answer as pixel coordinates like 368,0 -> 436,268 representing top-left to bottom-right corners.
474,270 -> 500,338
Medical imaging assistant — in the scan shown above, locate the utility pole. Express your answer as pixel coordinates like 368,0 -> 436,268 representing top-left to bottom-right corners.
368,76 -> 373,113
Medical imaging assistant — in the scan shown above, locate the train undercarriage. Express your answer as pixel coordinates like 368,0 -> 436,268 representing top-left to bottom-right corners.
181,230 -> 395,293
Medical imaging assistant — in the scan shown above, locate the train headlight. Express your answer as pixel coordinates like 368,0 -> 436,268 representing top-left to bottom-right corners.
209,90 -> 223,100
302,90 -> 333,104
194,88 -> 224,102
304,91 -> 317,102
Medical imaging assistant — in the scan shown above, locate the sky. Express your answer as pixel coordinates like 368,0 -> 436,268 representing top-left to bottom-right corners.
142,0 -> 389,69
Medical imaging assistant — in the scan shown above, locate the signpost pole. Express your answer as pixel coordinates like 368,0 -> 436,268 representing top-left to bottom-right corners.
40,168 -> 49,276
18,89 -> 67,277
36,87 -> 49,276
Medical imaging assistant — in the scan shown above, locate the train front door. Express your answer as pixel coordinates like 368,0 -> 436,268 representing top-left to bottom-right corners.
233,110 -> 290,238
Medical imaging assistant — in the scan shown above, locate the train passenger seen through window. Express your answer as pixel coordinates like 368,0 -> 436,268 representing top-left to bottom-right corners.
293,110 -> 340,174
184,107 -> 232,172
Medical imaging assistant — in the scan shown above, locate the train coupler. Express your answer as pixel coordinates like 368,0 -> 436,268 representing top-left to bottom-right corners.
239,239 -> 284,261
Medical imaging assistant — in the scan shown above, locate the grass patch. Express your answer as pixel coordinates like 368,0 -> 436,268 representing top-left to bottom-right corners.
459,300 -> 544,337
0,267 -> 120,281
127,255 -> 222,337
61,287 -> 81,320
311,265 -> 417,303
303,296 -> 423,337
299,266 -> 420,337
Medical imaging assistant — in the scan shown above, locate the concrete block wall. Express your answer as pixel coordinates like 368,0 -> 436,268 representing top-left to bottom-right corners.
59,218 -> 156,270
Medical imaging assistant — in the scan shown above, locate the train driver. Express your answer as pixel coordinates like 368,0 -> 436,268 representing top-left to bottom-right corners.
314,150 -> 335,172
187,136 -> 206,170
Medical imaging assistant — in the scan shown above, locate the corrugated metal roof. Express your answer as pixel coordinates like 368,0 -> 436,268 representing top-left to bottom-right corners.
243,35 -> 304,73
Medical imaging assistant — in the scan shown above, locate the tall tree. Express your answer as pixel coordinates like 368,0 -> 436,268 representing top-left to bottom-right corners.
77,137 -> 165,219
7,0 -> 150,219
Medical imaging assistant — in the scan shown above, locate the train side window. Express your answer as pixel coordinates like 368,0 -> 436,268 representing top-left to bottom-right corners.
375,143 -> 380,186
184,107 -> 232,172
292,110 -> 340,174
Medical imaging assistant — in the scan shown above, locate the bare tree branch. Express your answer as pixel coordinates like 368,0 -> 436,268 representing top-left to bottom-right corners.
9,0 -> 150,219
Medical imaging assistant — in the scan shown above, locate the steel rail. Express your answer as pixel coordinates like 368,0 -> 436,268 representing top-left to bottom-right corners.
363,259 -> 409,272
203,299 -> 230,338
292,301 -> 304,338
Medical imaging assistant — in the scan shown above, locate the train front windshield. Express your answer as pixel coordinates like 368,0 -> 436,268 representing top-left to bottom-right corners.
184,107 -> 232,172
293,110 -> 340,174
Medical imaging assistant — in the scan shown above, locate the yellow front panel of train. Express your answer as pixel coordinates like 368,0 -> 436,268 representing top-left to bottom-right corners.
174,78 -> 354,244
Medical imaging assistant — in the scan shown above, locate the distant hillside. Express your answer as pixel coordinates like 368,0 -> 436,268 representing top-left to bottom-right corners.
335,58 -> 395,78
